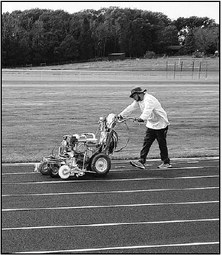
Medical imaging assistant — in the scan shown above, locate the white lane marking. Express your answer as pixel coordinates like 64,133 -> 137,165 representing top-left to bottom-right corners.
16,241 -> 220,253
1,166 -> 203,175
2,172 -> 41,175
2,200 -> 219,212
0,166 -> 204,175
112,166 -> 219,172
2,165 -> 220,176
2,186 -> 219,197
2,175 -> 219,185
1,165 -> 219,175
2,156 -> 219,167
2,218 -> 219,231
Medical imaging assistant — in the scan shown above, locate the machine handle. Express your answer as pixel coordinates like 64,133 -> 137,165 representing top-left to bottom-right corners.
82,133 -> 96,140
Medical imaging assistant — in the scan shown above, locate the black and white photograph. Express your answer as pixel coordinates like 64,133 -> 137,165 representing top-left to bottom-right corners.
2,1 -> 220,253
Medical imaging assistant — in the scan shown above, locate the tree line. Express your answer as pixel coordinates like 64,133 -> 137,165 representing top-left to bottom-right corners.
2,7 -> 219,67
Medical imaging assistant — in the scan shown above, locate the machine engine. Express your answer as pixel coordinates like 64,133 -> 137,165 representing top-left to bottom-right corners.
59,133 -> 97,161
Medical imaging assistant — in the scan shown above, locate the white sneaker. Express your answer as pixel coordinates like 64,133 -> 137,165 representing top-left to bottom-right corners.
130,160 -> 145,169
158,163 -> 172,169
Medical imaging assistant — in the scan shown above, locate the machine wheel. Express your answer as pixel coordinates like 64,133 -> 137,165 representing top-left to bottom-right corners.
49,164 -> 59,178
39,162 -> 50,175
58,165 -> 71,179
90,153 -> 111,176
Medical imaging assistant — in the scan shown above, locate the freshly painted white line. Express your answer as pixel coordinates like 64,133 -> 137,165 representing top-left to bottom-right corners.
0,166 -> 204,175
1,156 -> 219,166
2,175 -> 219,185
2,166 -> 202,175
2,165 -> 219,175
2,200 -> 219,212
16,241 -> 219,253
3,218 -> 219,231
112,166 -> 218,172
2,164 -> 219,175
2,186 -> 219,197
2,172 -> 39,175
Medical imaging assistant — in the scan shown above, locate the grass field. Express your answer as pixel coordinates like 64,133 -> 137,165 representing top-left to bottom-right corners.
2,57 -> 219,162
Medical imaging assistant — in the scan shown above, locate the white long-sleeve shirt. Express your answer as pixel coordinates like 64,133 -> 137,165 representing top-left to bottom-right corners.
120,93 -> 170,130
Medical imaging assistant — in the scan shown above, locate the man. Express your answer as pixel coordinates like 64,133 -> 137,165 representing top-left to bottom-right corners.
118,87 -> 172,169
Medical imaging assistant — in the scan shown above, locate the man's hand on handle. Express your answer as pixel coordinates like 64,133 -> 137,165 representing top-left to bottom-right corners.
117,115 -> 144,124
134,117 -> 144,123
117,115 -> 123,120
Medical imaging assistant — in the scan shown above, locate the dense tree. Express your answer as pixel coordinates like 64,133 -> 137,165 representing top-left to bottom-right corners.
155,25 -> 179,53
173,16 -> 215,31
36,10 -> 70,63
173,16 -> 218,55
184,30 -> 196,54
1,7 -> 219,67
2,11 -> 32,65
31,19 -> 47,64
54,34 -> 79,61
193,25 -> 219,54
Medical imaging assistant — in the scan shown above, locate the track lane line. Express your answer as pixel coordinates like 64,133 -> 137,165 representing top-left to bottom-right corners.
1,156 -> 219,166
2,165 -> 220,175
15,241 -> 219,253
2,186 -> 219,197
2,200 -> 219,212
2,175 -> 219,185
2,218 -> 219,231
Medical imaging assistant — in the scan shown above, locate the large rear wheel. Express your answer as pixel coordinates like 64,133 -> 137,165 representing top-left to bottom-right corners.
90,153 -> 111,176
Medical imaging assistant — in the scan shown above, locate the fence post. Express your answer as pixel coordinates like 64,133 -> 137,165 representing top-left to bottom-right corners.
192,60 -> 195,79
166,60 -> 168,78
198,62 -> 202,79
180,61 -> 183,78
174,62 -> 176,79
180,61 -> 183,72
205,61 -> 208,79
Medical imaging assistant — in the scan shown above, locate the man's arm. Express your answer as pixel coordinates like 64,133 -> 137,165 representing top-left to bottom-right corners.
119,100 -> 138,117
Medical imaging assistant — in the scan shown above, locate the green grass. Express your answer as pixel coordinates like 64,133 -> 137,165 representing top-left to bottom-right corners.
29,56 -> 219,72
2,58 -> 219,162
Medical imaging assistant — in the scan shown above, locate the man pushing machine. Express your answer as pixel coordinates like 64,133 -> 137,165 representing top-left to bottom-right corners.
118,87 -> 172,169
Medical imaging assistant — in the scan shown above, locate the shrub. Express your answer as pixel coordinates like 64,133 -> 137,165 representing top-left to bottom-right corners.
192,50 -> 204,58
144,51 -> 156,59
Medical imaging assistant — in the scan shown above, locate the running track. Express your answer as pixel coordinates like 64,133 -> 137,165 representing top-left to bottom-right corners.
2,157 -> 219,253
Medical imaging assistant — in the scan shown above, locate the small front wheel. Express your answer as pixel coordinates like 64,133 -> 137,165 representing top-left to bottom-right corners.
49,164 -> 59,178
39,162 -> 50,175
90,153 -> 111,176
58,165 -> 71,179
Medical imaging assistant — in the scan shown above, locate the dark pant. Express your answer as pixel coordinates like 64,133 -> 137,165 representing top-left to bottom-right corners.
140,126 -> 170,164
